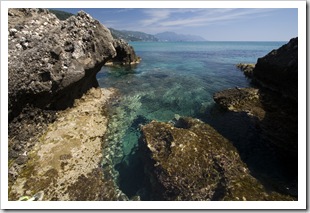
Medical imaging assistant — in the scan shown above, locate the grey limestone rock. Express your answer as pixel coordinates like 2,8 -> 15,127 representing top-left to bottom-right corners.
8,8 -> 139,121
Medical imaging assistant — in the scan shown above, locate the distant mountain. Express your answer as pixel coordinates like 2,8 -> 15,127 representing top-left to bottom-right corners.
49,10 -> 206,42
49,9 -> 75,20
155,31 -> 206,42
109,28 -> 158,42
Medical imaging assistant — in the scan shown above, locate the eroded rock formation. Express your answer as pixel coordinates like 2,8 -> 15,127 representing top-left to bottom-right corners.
9,88 -> 128,201
215,38 -> 298,153
253,37 -> 298,101
106,39 -> 141,65
236,63 -> 255,78
8,8 -> 139,201
8,8 -> 139,121
213,38 -> 298,197
140,117 -> 294,201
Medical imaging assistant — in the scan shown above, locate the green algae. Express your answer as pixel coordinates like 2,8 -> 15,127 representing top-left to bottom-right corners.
141,117 -> 295,201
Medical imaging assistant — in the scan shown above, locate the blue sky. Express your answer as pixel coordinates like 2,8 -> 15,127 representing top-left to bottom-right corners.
53,8 -> 298,41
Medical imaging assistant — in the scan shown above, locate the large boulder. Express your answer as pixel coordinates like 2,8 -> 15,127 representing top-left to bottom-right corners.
252,37 -> 298,101
215,38 -> 298,155
108,39 -> 141,65
8,9 -> 139,121
140,117 -> 293,201
213,38 -> 298,196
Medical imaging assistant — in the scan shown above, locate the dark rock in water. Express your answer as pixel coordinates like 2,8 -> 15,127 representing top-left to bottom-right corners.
140,117 -> 294,201
236,63 -> 255,78
213,87 -> 263,119
213,38 -> 298,198
214,38 -> 298,155
213,86 -> 298,154
8,8 -> 139,121
253,37 -> 298,101
108,39 -> 141,65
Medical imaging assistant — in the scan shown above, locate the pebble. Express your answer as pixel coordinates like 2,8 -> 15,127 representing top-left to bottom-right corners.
9,28 -> 18,36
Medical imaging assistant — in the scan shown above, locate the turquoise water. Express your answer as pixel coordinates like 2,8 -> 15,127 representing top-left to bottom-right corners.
97,41 -> 287,200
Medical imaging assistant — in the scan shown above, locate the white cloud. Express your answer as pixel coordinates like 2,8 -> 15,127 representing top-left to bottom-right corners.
140,9 -> 171,26
138,8 -> 278,31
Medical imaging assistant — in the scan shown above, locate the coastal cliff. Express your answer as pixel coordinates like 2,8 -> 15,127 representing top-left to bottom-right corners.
213,38 -> 298,197
8,8 -> 138,201
214,38 -> 298,153
253,37 -> 298,101
8,8 -> 139,121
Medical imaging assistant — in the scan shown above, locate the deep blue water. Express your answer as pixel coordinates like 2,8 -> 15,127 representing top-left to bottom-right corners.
97,41 -> 290,200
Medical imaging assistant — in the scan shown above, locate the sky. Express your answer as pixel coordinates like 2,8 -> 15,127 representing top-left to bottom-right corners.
52,8 -> 297,41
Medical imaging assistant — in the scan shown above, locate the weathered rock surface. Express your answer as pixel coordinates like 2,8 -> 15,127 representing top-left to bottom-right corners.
8,8 -> 139,121
216,38 -> 298,153
253,37 -> 298,101
236,63 -> 255,78
140,117 -> 294,201
213,87 -> 297,153
106,39 -> 141,65
213,38 -> 298,197
213,87 -> 264,119
9,88 -> 127,201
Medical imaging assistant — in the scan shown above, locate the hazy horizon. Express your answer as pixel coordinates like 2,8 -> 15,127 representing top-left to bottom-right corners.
52,8 -> 297,42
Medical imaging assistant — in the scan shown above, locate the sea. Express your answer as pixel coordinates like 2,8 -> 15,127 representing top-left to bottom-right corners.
96,41 -> 294,200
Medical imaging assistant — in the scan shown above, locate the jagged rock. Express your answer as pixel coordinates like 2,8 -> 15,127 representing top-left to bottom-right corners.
214,39 -> 298,153
140,117 -> 294,201
106,39 -> 141,65
213,39 -> 298,196
236,63 -> 255,78
253,37 -> 298,101
8,8 -> 139,121
213,87 -> 264,119
8,8 -> 138,201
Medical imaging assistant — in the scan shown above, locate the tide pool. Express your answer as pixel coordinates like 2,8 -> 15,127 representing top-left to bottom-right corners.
97,41 -> 288,200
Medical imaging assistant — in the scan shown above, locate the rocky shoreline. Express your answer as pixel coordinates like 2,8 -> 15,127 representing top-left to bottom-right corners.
9,88 -> 128,200
8,9 -> 138,201
140,117 -> 294,201
8,8 -> 140,121
8,8 -> 298,201
213,38 -> 298,197
137,38 -> 298,200
214,38 -> 298,155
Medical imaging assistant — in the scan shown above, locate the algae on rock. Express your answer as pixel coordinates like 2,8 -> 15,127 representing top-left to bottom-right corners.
9,88 -> 127,201
140,117 -> 294,201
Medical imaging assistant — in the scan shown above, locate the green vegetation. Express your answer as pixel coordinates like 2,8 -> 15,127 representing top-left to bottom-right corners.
109,28 -> 158,42
49,9 -> 74,20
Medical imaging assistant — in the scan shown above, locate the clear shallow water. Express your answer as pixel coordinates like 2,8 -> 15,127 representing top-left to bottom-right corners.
97,41 -> 287,200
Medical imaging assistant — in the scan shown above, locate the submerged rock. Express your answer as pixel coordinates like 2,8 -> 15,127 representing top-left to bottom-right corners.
8,8 -> 139,121
213,87 -> 264,119
9,88 -> 127,201
140,117 -> 293,201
